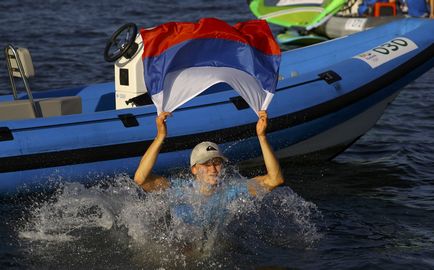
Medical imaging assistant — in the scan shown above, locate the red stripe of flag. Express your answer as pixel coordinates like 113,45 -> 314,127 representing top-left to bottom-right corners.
140,18 -> 280,58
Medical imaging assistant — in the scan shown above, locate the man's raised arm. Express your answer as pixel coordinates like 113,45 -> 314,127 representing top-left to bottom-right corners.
252,110 -> 284,191
134,112 -> 172,192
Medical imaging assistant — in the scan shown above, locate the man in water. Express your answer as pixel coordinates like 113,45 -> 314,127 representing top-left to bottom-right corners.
134,110 -> 284,196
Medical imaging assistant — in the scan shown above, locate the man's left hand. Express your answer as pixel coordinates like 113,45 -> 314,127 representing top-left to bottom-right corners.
256,110 -> 268,137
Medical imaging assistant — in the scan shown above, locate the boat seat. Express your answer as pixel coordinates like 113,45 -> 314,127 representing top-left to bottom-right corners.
2,45 -> 82,121
37,96 -> 82,117
0,100 -> 37,121
0,96 -> 82,121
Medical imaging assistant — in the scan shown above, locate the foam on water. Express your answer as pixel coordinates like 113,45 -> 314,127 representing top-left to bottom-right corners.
18,169 -> 322,268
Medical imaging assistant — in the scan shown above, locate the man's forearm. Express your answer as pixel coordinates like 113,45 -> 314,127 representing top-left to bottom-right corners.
258,134 -> 284,188
134,136 -> 165,186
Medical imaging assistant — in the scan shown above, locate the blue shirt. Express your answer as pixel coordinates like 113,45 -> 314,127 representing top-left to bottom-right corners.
169,180 -> 250,227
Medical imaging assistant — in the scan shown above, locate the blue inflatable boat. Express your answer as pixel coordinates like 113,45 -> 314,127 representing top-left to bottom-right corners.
0,18 -> 433,193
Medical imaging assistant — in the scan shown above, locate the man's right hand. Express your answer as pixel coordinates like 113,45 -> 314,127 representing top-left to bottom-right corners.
156,112 -> 172,140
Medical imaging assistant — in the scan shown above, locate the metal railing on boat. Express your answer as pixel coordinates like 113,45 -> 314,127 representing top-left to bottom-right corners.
4,44 -> 42,117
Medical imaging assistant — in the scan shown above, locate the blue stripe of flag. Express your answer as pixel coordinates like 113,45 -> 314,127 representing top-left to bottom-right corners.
143,38 -> 281,96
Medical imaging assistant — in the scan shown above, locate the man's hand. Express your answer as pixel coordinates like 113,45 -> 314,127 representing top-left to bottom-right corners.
156,112 -> 172,140
256,110 -> 268,137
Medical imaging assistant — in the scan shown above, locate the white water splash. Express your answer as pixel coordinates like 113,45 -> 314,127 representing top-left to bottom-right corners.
18,169 -> 322,268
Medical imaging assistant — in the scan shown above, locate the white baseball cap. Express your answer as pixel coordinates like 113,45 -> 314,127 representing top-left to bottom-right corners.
190,141 -> 228,167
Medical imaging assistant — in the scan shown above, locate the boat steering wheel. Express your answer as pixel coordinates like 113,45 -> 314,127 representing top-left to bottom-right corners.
104,23 -> 138,62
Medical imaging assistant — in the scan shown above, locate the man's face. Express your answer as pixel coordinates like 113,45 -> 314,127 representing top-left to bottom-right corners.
191,157 -> 224,186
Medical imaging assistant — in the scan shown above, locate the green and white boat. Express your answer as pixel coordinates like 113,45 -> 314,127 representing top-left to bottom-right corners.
247,0 -> 348,30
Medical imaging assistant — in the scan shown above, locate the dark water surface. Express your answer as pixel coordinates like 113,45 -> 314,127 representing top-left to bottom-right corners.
1,0 -> 433,269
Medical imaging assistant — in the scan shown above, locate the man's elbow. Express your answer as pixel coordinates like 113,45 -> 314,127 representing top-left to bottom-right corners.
134,173 -> 144,187
134,176 -> 152,192
264,175 -> 284,191
271,175 -> 284,189
276,176 -> 284,186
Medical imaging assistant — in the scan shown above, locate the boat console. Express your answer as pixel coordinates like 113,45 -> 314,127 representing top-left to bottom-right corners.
103,23 -> 148,110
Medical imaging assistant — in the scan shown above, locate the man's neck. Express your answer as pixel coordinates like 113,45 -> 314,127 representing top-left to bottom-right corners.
196,181 -> 217,196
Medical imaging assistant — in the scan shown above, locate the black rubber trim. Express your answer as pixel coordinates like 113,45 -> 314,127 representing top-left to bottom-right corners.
126,91 -> 153,106
230,96 -> 250,110
0,127 -> 13,142
0,44 -> 432,173
318,70 -> 342,84
118,113 -> 139,127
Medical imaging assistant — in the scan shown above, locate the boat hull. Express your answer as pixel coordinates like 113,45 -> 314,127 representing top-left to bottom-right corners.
0,18 -> 433,193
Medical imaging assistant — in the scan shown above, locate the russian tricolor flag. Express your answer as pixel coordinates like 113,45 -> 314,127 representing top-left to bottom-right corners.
140,18 -> 281,114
